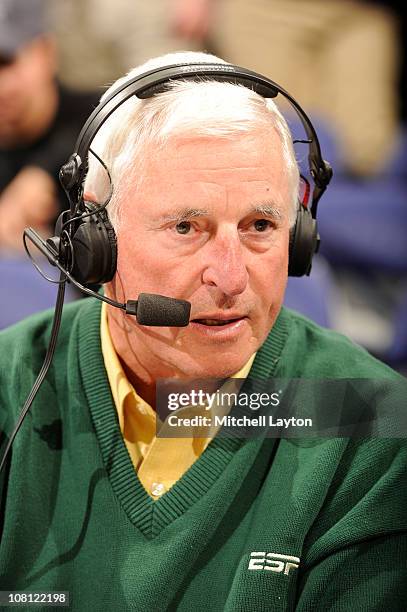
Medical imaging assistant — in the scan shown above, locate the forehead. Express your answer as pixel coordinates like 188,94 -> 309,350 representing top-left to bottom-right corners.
147,129 -> 283,172
123,130 -> 292,218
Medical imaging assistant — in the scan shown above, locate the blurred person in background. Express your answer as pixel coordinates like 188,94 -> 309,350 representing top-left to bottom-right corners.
51,0 -> 400,177
211,0 -> 401,177
0,0 -> 98,253
47,0 -> 210,90
0,0 -> 99,329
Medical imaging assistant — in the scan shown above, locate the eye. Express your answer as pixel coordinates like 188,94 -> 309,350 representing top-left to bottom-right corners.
175,221 -> 192,234
253,219 -> 273,232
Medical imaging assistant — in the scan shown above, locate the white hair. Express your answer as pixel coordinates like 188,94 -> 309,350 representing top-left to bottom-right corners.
84,51 -> 299,229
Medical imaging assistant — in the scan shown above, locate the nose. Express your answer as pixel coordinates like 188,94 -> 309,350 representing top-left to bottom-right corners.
201,229 -> 248,297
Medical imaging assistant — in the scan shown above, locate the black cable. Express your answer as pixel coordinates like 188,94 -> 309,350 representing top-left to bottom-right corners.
0,277 -> 66,475
23,231 -> 67,284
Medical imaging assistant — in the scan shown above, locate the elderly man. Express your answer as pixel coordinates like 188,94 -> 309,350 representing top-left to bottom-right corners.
0,51 -> 406,611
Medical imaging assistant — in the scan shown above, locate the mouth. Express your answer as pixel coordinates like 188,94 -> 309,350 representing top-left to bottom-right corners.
191,317 -> 245,327
189,315 -> 249,339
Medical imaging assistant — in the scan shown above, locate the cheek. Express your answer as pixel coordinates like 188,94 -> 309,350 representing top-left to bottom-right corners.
117,238 -> 151,274
252,245 -> 289,307
116,233 -> 194,294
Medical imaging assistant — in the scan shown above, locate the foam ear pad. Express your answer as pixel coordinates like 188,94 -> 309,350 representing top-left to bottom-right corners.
288,205 -> 319,277
70,204 -> 117,285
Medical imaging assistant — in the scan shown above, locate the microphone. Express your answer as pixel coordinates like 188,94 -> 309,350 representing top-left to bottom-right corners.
24,227 -> 191,327
128,294 -> 191,326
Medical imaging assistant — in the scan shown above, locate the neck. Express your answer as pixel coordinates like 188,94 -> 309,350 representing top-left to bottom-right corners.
120,359 -> 158,410
107,306 -> 185,410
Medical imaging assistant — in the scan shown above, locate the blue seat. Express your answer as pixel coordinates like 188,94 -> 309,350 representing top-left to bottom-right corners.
0,256 -> 78,329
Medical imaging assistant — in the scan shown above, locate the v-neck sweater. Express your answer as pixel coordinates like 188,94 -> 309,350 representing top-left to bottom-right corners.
0,298 -> 406,611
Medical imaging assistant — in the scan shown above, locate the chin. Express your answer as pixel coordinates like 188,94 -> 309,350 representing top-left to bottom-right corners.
190,356 -> 252,380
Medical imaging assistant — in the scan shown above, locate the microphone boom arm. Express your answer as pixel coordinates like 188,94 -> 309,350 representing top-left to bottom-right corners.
23,227 -> 191,326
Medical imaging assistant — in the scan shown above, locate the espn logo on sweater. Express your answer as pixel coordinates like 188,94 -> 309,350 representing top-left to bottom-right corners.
248,552 -> 300,575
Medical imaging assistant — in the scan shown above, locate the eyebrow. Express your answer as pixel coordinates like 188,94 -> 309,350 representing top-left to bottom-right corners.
252,203 -> 284,221
155,208 -> 210,224
153,202 -> 284,225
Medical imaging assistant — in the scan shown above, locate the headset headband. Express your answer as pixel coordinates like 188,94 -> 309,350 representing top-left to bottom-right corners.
60,62 -> 332,216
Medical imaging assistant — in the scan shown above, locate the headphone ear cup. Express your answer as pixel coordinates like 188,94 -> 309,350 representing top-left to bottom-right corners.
70,203 -> 117,285
288,205 -> 319,277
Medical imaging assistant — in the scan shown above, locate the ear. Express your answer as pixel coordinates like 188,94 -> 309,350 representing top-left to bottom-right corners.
83,191 -> 97,203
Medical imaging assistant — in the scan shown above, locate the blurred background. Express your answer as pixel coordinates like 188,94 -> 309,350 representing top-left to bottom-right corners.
0,0 -> 406,373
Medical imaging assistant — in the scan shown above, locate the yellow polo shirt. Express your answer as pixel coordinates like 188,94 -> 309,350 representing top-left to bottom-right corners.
100,303 -> 255,499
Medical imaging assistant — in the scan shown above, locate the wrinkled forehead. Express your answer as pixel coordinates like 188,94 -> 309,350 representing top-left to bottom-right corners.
120,130 -> 292,220
140,128 -> 287,182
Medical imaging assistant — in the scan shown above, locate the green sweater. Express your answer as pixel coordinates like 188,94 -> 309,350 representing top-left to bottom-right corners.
0,299 -> 406,611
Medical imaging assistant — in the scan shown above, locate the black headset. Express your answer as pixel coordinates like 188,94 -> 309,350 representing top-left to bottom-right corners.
57,62 -> 333,282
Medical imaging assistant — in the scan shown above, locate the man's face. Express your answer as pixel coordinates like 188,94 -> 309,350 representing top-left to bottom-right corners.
109,129 -> 293,379
0,38 -> 56,146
